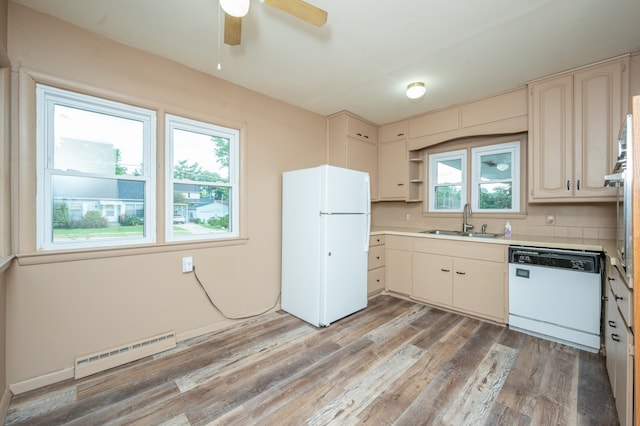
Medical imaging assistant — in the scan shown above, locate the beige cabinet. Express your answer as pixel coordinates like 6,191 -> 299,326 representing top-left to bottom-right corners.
379,139 -> 407,200
367,235 -> 385,296
412,238 -> 507,323
528,56 -> 629,202
327,112 -> 379,201
385,235 -> 412,296
605,259 -> 634,426
412,252 -> 453,307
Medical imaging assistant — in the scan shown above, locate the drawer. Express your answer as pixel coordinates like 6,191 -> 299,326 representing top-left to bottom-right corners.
610,264 -> 633,326
385,235 -> 413,251
368,245 -> 385,269
368,267 -> 385,294
369,234 -> 385,246
413,238 -> 506,263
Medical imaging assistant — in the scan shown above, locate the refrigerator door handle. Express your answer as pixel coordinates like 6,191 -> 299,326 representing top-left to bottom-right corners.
364,214 -> 370,252
364,175 -> 371,252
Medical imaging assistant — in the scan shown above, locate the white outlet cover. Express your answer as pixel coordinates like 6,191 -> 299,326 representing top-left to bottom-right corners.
182,256 -> 193,272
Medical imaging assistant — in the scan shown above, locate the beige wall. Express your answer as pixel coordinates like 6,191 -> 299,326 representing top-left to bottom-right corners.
6,3 -> 326,388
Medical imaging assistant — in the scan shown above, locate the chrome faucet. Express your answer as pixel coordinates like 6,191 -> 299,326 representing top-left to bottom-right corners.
462,203 -> 474,232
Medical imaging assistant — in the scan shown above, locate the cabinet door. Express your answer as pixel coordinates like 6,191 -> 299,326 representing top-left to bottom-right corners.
528,75 -> 573,201
605,282 -> 618,394
452,258 -> 505,322
412,252 -> 453,306
367,267 -> 385,295
386,248 -> 412,296
573,60 -> 625,200
346,136 -> 379,201
379,139 -> 407,200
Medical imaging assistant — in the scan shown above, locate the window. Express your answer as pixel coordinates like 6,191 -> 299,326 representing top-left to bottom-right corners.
36,84 -> 156,250
471,142 -> 520,212
428,150 -> 467,212
165,114 -> 239,242
426,138 -> 523,214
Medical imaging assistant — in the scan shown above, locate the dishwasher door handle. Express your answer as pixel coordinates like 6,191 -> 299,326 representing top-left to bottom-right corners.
514,267 -> 530,279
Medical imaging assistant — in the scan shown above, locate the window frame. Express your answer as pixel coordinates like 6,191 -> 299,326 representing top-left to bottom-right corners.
165,114 -> 240,242
471,141 -> 520,213
36,84 -> 157,251
428,149 -> 467,212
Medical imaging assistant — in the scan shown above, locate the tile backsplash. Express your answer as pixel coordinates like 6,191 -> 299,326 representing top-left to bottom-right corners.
371,202 -> 616,240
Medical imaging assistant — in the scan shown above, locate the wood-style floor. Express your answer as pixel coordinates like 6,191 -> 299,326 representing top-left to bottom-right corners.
5,296 -> 618,425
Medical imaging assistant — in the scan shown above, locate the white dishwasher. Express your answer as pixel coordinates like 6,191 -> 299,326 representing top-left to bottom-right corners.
508,246 -> 602,353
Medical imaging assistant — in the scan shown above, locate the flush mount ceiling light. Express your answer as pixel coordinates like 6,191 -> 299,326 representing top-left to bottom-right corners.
220,0 -> 250,17
406,82 -> 426,99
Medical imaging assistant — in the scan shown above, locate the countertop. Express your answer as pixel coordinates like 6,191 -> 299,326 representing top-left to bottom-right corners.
371,226 -> 616,256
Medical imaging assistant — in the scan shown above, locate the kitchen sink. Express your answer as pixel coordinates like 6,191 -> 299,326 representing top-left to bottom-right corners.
421,229 -> 462,236
460,232 -> 500,238
421,229 -> 500,238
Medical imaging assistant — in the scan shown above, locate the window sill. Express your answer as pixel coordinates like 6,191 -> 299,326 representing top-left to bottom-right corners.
15,238 -> 249,266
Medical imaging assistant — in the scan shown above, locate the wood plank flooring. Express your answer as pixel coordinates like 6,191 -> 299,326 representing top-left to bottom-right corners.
5,296 -> 618,425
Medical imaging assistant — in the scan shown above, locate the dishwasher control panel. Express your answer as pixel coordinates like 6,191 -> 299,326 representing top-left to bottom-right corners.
509,246 -> 600,273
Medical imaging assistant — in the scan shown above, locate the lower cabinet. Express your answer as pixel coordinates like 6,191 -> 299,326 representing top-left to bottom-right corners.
412,238 -> 507,323
383,234 -> 508,323
605,258 -> 634,426
385,235 -> 412,296
367,235 -> 386,296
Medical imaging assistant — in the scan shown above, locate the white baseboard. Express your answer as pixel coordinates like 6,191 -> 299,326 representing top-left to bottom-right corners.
9,368 -> 74,395
0,385 -> 12,423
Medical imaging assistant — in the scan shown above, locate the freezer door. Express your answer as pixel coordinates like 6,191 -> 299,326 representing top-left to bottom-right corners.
323,165 -> 370,214
320,214 -> 368,325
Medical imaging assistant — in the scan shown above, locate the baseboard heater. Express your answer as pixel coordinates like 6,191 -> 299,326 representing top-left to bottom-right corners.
74,331 -> 176,379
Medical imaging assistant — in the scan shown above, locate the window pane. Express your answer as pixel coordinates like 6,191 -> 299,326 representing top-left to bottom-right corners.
173,129 -> 229,183
435,185 -> 462,210
52,175 -> 145,242
173,184 -> 230,235
479,152 -> 512,181
478,182 -> 512,209
436,158 -> 462,184
54,105 -> 144,176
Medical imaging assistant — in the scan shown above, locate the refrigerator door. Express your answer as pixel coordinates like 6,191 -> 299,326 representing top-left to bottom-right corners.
323,165 -> 370,214
320,214 -> 368,325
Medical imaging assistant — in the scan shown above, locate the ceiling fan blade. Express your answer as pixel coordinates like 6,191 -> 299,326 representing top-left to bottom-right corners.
264,0 -> 328,27
224,13 -> 242,46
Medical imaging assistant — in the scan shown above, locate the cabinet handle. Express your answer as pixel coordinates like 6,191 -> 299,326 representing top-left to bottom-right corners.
397,133 -> 405,137
456,271 -> 466,275
577,180 -> 581,190
608,320 -> 617,328
615,295 -> 624,301
611,333 -> 621,342
376,256 -> 380,260
567,180 -> 570,190
364,135 -> 369,139
357,132 -> 363,137
607,276 -> 614,281
441,268 -> 450,272
397,183 -> 404,186
376,279 -> 380,282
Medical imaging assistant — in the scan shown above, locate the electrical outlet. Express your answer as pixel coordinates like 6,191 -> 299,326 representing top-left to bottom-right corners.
405,213 -> 411,221
182,256 -> 193,273
546,214 -> 556,225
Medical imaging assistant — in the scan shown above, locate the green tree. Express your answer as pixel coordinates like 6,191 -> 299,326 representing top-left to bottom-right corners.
114,148 -> 128,175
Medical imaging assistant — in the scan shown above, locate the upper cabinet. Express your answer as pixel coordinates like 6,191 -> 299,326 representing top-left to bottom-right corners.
528,55 -> 629,202
407,88 -> 528,150
327,112 -> 379,201
379,120 -> 408,200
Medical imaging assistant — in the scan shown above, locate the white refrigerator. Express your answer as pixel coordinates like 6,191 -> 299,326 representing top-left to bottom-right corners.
281,165 -> 371,327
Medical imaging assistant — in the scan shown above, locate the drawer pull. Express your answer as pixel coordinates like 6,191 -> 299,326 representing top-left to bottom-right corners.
611,333 -> 621,342
615,295 -> 624,301
441,268 -> 450,272
456,271 -> 466,275
376,256 -> 380,260
608,320 -> 617,328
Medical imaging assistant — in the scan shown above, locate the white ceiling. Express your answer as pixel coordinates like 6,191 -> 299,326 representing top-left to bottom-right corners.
12,0 -> 640,125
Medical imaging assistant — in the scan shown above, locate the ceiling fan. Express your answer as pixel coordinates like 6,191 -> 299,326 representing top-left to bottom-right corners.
220,0 -> 328,46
